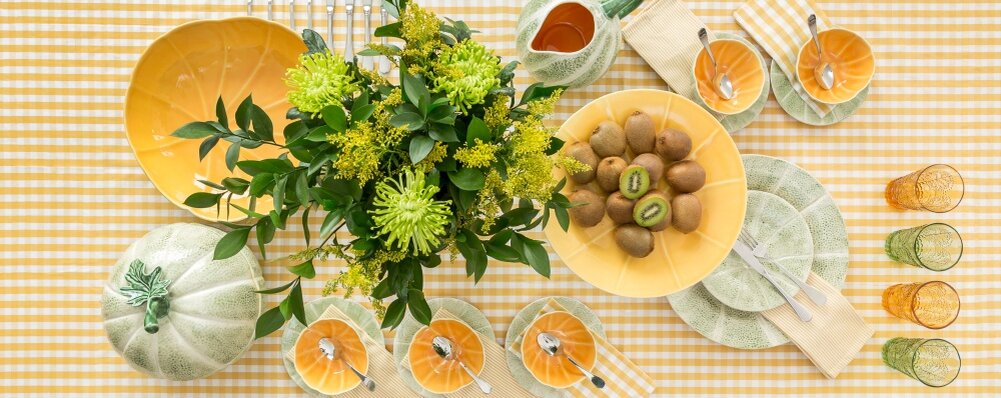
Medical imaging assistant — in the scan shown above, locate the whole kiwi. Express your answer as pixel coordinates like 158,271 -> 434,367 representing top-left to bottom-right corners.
630,153 -> 664,185
595,156 -> 628,192
614,224 -> 655,258
589,121 -> 626,157
671,193 -> 703,233
648,217 -> 670,232
568,189 -> 605,228
566,142 -> 599,184
655,128 -> 693,161
605,192 -> 636,225
666,160 -> 706,193
624,111 -> 656,154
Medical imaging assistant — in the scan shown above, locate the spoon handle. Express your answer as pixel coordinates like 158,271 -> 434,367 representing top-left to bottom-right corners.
566,355 -> 605,388
459,361 -> 492,394
697,28 -> 717,67
345,362 -> 376,391
808,14 -> 823,55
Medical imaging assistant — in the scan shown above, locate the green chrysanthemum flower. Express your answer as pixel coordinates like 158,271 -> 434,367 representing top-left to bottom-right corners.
370,170 -> 452,255
285,51 -> 359,113
432,40 -> 502,113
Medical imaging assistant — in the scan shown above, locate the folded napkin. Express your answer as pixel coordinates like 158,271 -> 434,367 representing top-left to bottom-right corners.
400,308 -> 534,397
509,299 -> 656,398
622,0 -> 708,100
285,305 -> 418,397
734,0 -> 834,117
761,273 -> 874,379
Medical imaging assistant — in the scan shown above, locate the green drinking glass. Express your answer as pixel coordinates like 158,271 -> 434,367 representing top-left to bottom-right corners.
882,337 -> 961,387
885,223 -> 963,272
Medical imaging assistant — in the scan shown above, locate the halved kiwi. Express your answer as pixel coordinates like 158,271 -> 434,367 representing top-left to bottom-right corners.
618,165 -> 650,199
632,191 -> 670,227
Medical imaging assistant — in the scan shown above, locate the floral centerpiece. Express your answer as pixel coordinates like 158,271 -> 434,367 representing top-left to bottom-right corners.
171,0 -> 585,336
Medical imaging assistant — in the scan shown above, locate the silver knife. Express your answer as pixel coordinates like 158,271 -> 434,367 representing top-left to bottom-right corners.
326,0 -> 335,51
288,0 -> 296,30
247,0 -> 253,16
378,1 -> 391,74
345,0 -> 356,62
731,239 -> 813,322
307,0 -> 313,30
361,0 -> 373,70
267,0 -> 274,20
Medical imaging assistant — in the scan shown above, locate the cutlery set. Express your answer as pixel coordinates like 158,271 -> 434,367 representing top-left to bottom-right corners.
734,229 -> 827,322
248,0 -> 391,74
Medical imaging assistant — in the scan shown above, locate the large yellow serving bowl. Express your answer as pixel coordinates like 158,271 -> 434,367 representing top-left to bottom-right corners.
124,17 -> 305,221
545,90 -> 747,297
796,28 -> 875,105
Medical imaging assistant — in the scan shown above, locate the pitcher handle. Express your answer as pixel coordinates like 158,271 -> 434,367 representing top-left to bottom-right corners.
601,0 -> 644,19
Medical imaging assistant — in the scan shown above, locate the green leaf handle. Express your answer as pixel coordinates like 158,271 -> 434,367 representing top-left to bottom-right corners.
601,0 -> 644,19
144,297 -> 170,334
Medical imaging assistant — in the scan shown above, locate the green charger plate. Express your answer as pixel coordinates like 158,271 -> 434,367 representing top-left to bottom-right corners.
280,297 -> 385,398
503,297 -> 605,398
668,154 -> 849,349
771,61 -> 869,126
689,32 -> 770,133
702,191 -> 814,312
393,298 -> 495,398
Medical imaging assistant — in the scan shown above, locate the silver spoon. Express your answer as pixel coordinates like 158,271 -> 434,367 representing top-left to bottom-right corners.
318,337 -> 376,392
697,28 -> 734,101
536,332 -> 605,389
808,14 -> 835,90
431,336 -> 492,394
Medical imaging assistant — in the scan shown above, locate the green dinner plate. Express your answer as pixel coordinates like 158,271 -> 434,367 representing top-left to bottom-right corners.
280,297 -> 385,398
668,154 -> 849,349
702,191 -> 814,312
771,61 -> 869,126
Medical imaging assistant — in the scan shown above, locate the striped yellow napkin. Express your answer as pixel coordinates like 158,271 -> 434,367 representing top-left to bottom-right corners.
761,273 -> 874,379
508,299 -> 656,398
622,0 -> 709,100
733,0 -> 834,117
285,305 -> 419,397
400,308 -> 535,397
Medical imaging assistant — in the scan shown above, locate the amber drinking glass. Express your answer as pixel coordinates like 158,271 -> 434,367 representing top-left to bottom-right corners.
885,223 -> 963,272
882,281 -> 960,329
882,337 -> 961,387
885,164 -> 964,213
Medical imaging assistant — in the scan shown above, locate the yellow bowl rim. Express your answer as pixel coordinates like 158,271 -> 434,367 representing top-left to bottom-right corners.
293,317 -> 369,395
691,37 -> 766,115
520,310 -> 597,389
408,319 -> 486,395
795,27 -> 875,105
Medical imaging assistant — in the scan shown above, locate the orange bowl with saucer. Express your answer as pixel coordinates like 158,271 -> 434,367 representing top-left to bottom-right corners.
520,311 -> 597,389
408,319 -> 486,394
693,38 -> 766,115
796,27 -> 875,105
293,318 -> 370,395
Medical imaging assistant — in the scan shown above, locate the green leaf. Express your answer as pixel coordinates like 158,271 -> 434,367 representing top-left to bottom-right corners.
351,103 -> 377,124
456,229 -> 487,282
249,173 -> 275,197
555,206 -> 570,231
498,60 -> 519,84
390,112 -> 425,130
225,141 -> 240,171
409,135 -> 435,164
381,298 -> 406,329
372,278 -> 393,300
171,122 -> 217,139
374,21 -> 402,39
254,305 -> 285,339
183,192 -> 222,208
294,172 -> 310,203
235,95 -> 253,131
465,116 -> 490,145
198,135 -> 220,161
256,217 -> 275,259
305,125 -> 334,142
428,104 -> 455,124
237,159 -> 294,175
283,120 -> 309,144
448,168 -> 485,190
356,48 -> 382,56
320,209 -> 343,238
521,237 -> 551,278
546,136 -> 566,155
272,176 -> 287,211
485,241 -> 522,262
198,179 -> 226,190
215,97 -> 228,128
301,206 -> 312,245
428,124 -> 458,142
401,71 -> 431,110
250,104 -> 274,142
288,282 -> 307,325
255,279 -> 297,294
288,259 -> 316,279
519,83 -> 564,106
214,227 -> 251,260
345,205 -> 371,236
407,289 -> 432,325
302,29 -> 328,55
222,177 -> 250,195
503,207 -> 539,226
321,105 -> 347,132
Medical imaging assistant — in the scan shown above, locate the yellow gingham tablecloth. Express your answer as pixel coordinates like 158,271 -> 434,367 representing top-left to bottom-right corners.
2,1 -> 1000,396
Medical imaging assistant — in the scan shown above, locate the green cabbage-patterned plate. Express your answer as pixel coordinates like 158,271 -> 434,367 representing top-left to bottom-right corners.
668,154 -> 849,349
280,297 -> 385,397
702,190 -> 814,312
771,61 -> 869,126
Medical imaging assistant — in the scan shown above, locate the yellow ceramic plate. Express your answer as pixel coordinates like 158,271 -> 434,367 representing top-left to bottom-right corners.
124,17 -> 305,221
408,319 -> 486,395
520,311 -> 596,389
293,318 -> 370,395
545,90 -> 747,298
694,38 -> 765,115
796,28 -> 875,105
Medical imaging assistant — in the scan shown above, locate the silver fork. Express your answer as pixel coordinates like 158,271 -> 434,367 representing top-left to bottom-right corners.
739,229 -> 827,305
288,0 -> 296,30
345,0 -> 356,62
378,1 -> 391,75
361,0 -> 374,70
326,0 -> 335,51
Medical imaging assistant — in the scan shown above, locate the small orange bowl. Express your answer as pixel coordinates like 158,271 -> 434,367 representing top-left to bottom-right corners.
693,38 -> 765,115
520,311 -> 597,389
796,28 -> 875,104
408,319 -> 485,394
294,319 -> 370,395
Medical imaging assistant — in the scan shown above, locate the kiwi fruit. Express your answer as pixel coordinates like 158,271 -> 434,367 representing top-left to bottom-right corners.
648,217 -> 670,232
655,128 -> 692,161
566,142 -> 599,184
630,153 -> 664,185
666,160 -> 706,193
632,191 -> 671,227
671,193 -> 702,233
624,111 -> 656,154
619,165 -> 650,199
589,121 -> 626,157
568,189 -> 605,227
614,224 -> 655,258
605,192 -> 636,225
595,156 -> 628,192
